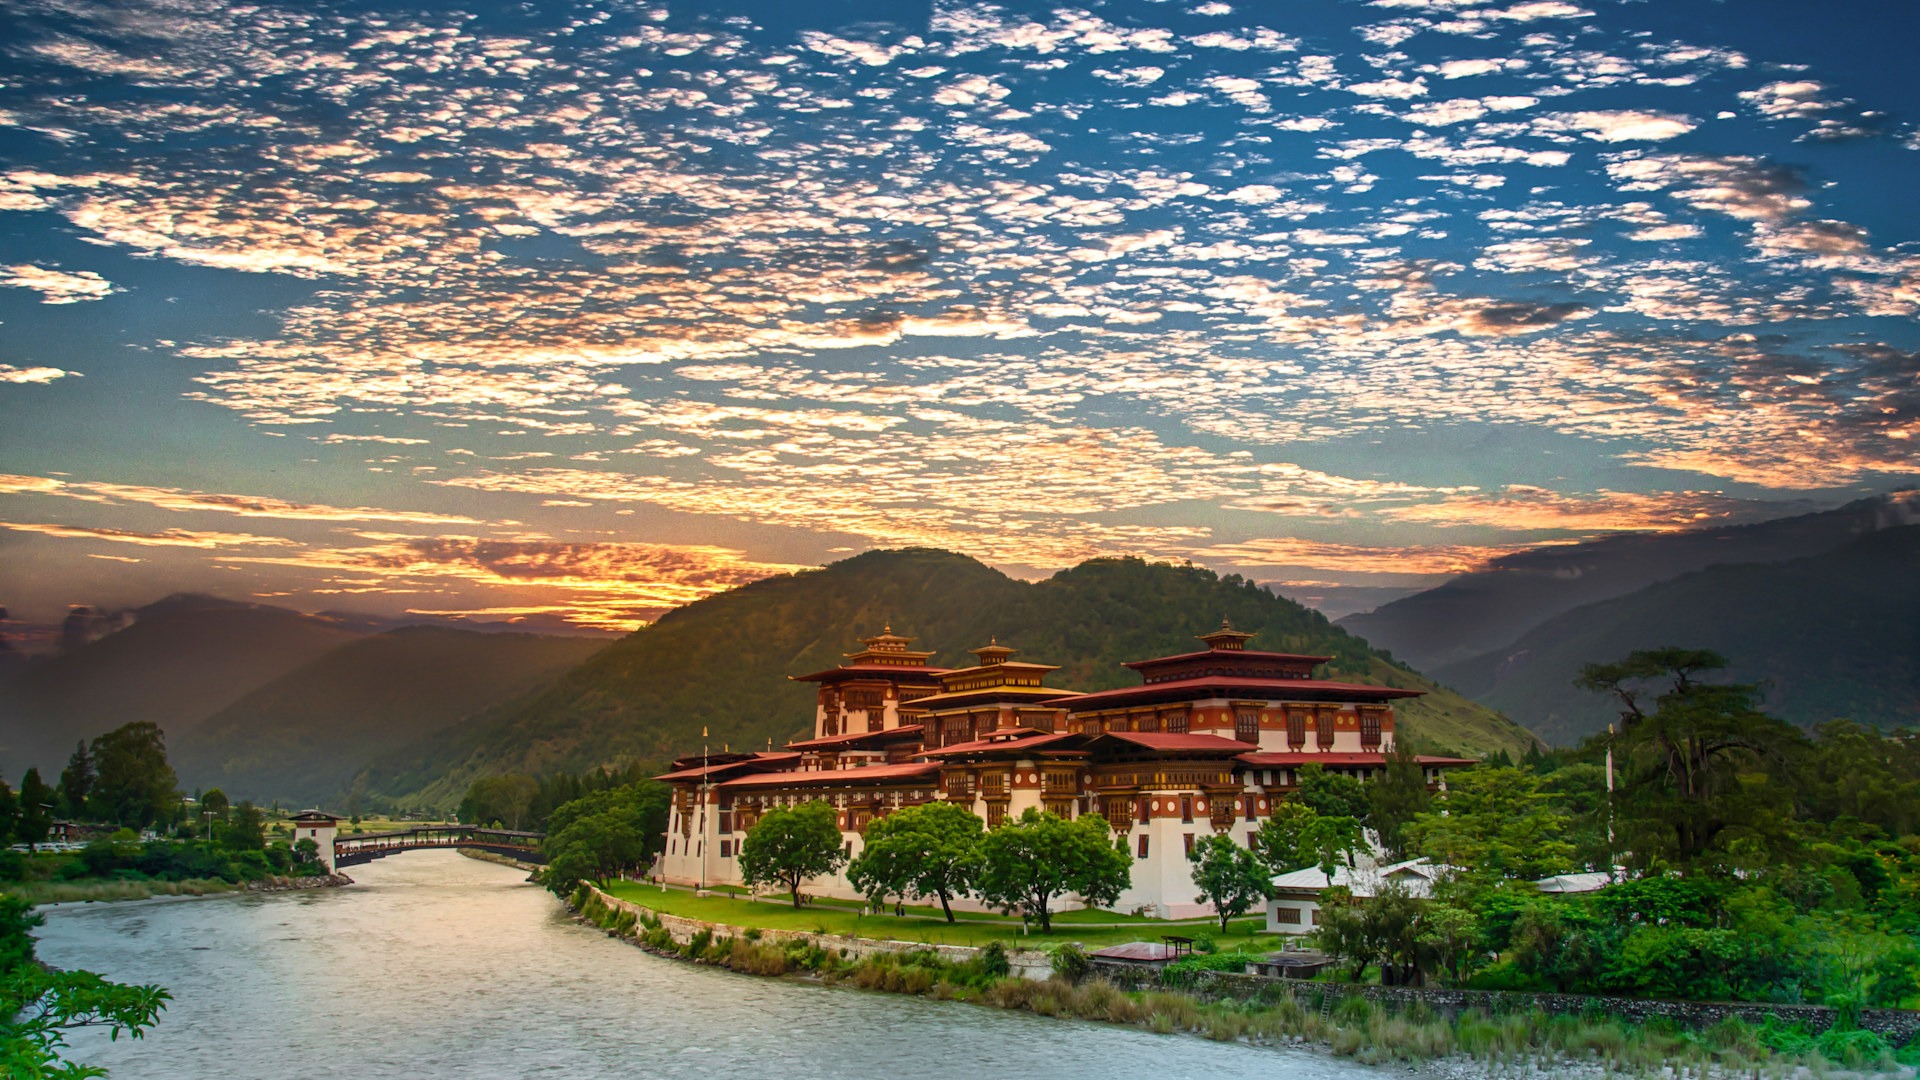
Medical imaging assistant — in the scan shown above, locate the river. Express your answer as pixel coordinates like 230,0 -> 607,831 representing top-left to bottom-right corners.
35,851 -> 1381,1079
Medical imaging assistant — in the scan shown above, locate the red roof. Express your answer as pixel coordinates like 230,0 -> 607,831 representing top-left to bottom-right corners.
1124,648 -> 1332,670
655,752 -> 801,782
785,725 -> 924,751
1083,731 -> 1257,754
1236,752 -> 1478,768
789,664 -> 951,683
715,761 -> 943,789
1063,676 -> 1423,710
919,731 -> 1084,758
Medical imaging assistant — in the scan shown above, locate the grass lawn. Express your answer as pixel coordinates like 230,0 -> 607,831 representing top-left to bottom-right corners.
601,881 -> 1284,951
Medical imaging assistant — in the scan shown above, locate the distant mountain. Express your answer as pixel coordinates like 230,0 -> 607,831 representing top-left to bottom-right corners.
1431,526 -> 1920,745
1270,583 -> 1426,622
357,548 -> 1539,810
1338,492 -> 1920,672
0,595 -> 363,775
173,626 -> 605,806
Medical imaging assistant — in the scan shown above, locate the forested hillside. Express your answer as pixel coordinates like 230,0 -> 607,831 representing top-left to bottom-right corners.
1433,526 -> 1920,745
0,595 -> 361,776
358,549 -> 1535,809
1340,492 -> 1917,672
173,627 -> 606,806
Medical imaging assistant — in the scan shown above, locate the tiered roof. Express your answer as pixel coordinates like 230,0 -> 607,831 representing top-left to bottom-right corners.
790,625 -> 950,684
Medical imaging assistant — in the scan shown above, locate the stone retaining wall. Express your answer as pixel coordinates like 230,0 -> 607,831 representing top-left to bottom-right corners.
1087,961 -> 1920,1043
586,886 -> 1054,980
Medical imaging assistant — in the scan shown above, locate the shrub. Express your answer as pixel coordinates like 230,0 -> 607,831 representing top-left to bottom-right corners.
1049,943 -> 1091,985
1815,1026 -> 1888,1068
978,941 -> 1011,978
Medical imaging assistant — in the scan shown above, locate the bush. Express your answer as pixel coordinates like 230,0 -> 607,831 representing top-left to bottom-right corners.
1160,950 -> 1256,987
1048,943 -> 1091,985
1757,1016 -> 1816,1056
978,941 -> 1011,978
1815,1026 -> 1888,1068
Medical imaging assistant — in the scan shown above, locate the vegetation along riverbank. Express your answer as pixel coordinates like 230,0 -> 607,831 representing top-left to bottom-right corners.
564,884 -> 1920,1078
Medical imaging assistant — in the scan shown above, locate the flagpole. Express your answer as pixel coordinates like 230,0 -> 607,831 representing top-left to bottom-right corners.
700,725 -> 709,894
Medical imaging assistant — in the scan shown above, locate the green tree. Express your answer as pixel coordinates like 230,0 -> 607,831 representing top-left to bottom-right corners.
1187,833 -> 1271,932
198,788 -> 230,827
15,770 -> 54,853
846,801 -> 984,922
87,722 -> 178,830
56,742 -> 93,821
1368,742 -> 1432,859
1578,648 -> 1804,868
1296,763 -> 1369,821
975,809 -> 1130,933
0,782 -> 17,850
739,801 -> 846,908
1407,766 -> 1574,881
457,775 -> 540,830
1256,800 -> 1364,877
0,894 -> 169,1079
217,801 -> 267,853
540,781 -> 670,895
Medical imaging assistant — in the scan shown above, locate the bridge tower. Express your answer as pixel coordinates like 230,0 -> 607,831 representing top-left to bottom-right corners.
290,810 -> 341,873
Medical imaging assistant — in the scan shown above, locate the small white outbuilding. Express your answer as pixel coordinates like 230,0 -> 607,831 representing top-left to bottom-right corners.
1266,857 -> 1454,935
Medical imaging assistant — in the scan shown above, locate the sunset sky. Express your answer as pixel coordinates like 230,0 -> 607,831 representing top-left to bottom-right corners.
1,0 -> 1916,636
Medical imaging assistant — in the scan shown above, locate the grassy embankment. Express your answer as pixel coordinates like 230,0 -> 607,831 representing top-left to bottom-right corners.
580,887 -> 1920,1076
10,877 -> 241,905
602,881 -> 1277,949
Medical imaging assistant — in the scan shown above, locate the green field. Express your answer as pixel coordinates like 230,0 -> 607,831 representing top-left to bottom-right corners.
600,881 -> 1285,950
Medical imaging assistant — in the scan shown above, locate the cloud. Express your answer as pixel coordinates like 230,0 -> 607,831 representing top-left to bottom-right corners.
1188,537 -> 1527,576
0,521 -> 296,548
0,364 -> 80,384
0,264 -> 117,303
1,473 -> 484,525
1377,486 -> 1761,531
1541,110 -> 1696,143
229,535 -> 812,631
1608,154 -> 1811,220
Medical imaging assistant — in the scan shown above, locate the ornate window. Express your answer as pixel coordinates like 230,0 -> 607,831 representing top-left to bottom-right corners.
1360,708 -> 1383,749
1316,708 -> 1336,749
1166,710 -> 1189,735
1235,709 -> 1260,744
1286,708 -> 1308,749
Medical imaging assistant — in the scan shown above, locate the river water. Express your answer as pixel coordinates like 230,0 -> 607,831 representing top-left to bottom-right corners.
35,851 -> 1378,1079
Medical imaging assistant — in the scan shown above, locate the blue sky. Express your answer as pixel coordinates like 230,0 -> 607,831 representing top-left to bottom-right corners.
0,0 -> 1916,634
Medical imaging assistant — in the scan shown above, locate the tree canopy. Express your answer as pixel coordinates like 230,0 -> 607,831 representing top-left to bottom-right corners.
975,809 -> 1130,933
541,781 -> 671,895
739,801 -> 847,908
1187,833 -> 1271,932
846,800 -> 984,922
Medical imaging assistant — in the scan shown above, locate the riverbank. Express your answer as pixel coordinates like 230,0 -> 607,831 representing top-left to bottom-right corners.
601,879 -> 1273,949
455,848 -> 543,874
569,884 -> 1920,1078
13,871 -> 352,906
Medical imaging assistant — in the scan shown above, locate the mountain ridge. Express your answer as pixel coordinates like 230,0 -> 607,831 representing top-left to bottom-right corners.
1339,491 -> 1919,672
1430,525 -> 1920,745
354,548 -> 1537,810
